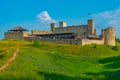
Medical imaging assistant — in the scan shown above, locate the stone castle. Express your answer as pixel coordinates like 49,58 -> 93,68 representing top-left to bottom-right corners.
4,19 -> 116,46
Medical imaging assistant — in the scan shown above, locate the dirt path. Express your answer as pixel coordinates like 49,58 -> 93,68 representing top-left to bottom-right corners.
0,49 -> 19,71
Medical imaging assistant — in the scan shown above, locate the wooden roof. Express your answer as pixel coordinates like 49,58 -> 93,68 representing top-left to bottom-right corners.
9,26 -> 27,31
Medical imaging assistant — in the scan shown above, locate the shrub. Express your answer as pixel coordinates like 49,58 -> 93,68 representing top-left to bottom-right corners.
112,46 -> 118,51
92,44 -> 97,49
33,39 -> 40,47
116,38 -> 120,43
0,54 -> 5,58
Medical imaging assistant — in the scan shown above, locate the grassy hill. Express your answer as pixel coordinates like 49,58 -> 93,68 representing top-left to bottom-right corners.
0,40 -> 120,80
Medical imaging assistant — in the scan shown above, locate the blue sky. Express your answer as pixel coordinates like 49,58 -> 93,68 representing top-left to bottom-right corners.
0,0 -> 120,39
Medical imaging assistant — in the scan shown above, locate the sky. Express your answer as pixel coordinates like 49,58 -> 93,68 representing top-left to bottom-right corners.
0,0 -> 120,39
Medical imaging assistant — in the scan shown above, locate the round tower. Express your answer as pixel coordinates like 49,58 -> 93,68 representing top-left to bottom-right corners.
104,27 -> 115,46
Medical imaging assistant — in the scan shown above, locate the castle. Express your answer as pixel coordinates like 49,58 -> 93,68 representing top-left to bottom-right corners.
4,19 -> 116,46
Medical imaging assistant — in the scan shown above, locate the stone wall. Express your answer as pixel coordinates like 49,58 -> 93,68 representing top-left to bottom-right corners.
54,25 -> 88,35
32,30 -> 52,35
81,39 -> 104,45
51,19 -> 95,37
39,38 -> 82,44
23,36 -> 38,42
5,32 -> 24,40
4,31 -> 30,40
39,38 -> 104,45
24,38 -> 104,45
23,32 -> 30,37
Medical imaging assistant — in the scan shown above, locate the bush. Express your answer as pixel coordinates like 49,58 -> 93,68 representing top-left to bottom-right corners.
0,54 -> 5,58
33,39 -> 40,47
92,44 -> 97,49
112,46 -> 118,51
116,38 -> 120,43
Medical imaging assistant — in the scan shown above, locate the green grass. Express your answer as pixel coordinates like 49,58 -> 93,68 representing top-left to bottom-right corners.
0,40 -> 16,67
0,40 -> 30,67
0,40 -> 120,80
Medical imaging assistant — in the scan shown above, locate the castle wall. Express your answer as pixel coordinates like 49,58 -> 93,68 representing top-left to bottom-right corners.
23,36 -> 38,42
23,37 -> 104,45
51,19 -> 95,37
5,32 -> 24,40
81,39 -> 104,45
37,38 -> 104,45
32,30 -> 52,35
54,25 -> 88,36
39,38 -> 82,44
5,31 -> 30,40
23,32 -> 30,37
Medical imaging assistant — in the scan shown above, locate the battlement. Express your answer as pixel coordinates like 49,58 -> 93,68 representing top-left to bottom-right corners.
32,30 -> 52,35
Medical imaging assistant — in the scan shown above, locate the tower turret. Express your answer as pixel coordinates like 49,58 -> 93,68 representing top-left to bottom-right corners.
88,19 -> 95,35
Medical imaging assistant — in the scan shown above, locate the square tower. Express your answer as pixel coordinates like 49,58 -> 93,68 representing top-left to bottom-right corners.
59,22 -> 67,27
88,19 -> 95,35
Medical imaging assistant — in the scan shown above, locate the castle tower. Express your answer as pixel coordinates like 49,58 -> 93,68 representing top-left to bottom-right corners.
88,19 -> 95,35
59,22 -> 67,27
104,27 -> 115,46
51,23 -> 57,33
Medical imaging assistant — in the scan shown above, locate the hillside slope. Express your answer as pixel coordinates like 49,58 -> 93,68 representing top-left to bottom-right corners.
0,40 -> 120,80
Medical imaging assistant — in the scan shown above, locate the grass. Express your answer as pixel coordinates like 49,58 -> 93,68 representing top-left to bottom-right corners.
0,40 -> 120,80
0,40 -> 30,67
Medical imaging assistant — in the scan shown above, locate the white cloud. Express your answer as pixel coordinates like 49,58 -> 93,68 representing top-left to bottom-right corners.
93,8 -> 120,38
37,11 -> 56,23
